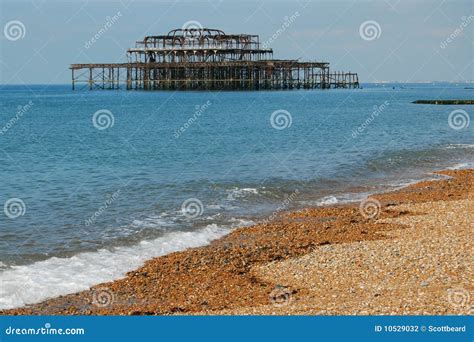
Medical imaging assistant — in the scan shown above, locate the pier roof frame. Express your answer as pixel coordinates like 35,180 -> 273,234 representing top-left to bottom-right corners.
135,28 -> 263,51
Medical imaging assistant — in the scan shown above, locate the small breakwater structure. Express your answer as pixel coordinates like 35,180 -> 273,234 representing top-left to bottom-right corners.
71,28 -> 359,91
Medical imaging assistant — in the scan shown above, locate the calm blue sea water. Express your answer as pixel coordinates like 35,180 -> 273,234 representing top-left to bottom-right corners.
0,83 -> 472,308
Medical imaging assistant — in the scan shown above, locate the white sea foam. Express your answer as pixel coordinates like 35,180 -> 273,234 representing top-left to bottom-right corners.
228,217 -> 255,227
301,192 -> 367,207
0,225 -> 229,310
447,162 -> 474,170
206,203 -> 240,211
226,187 -> 260,200
387,179 -> 423,189
316,195 -> 338,206
444,144 -> 474,149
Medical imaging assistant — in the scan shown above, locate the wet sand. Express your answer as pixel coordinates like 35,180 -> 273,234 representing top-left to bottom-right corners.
2,169 -> 472,315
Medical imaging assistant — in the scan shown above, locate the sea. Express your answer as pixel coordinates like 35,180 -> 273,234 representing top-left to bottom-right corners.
0,83 -> 472,309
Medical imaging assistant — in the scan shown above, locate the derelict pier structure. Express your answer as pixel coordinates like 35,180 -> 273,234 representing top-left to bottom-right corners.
71,28 -> 359,91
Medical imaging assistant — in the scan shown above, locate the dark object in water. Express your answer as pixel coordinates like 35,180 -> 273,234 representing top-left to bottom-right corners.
412,100 -> 474,105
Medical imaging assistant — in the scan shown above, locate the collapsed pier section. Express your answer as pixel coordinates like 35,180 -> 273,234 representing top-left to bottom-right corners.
71,28 -> 359,91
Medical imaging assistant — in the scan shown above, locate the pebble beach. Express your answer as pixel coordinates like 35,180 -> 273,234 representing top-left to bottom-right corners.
2,169 -> 472,315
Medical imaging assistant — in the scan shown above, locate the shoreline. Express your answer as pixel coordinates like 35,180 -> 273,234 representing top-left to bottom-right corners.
2,169 -> 472,315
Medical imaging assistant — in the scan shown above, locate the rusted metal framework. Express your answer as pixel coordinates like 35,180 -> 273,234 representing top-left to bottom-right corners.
71,28 -> 359,91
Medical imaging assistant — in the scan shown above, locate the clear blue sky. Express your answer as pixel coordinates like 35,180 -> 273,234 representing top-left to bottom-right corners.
0,0 -> 472,84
